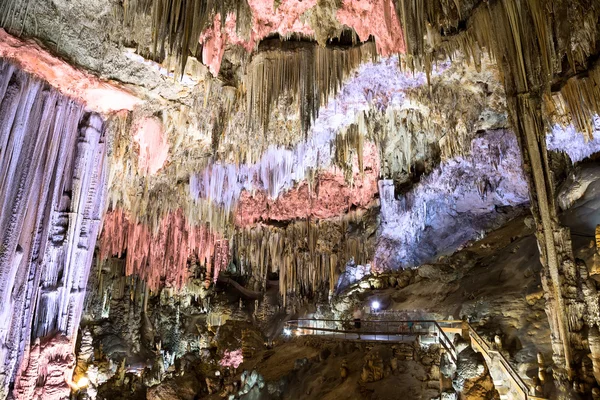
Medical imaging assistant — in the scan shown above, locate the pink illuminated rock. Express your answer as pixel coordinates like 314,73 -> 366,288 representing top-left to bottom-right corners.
198,0 -> 405,75
337,0 -> 405,55
200,14 -> 227,76
0,29 -> 140,113
236,143 -> 380,225
248,0 -> 316,40
99,209 -> 227,290
219,349 -> 244,369
13,336 -> 74,400
133,117 -> 169,175
202,0 -> 316,75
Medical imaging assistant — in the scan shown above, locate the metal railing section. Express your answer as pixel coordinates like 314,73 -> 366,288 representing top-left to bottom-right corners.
438,320 -> 547,400
284,318 -> 547,400
285,319 -> 457,362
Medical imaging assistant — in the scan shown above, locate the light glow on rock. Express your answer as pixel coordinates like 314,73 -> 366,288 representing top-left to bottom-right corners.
0,29 -> 140,113
99,209 -> 228,290
133,117 -> 169,175
547,116 -> 600,163
376,129 -> 529,270
191,57 -> 430,213
198,0 -> 404,76
219,349 -> 244,369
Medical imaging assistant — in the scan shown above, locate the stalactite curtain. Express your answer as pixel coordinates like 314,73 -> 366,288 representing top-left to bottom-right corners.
0,59 -> 108,398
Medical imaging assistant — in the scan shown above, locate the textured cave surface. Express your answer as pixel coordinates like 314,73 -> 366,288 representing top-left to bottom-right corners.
1,0 -> 600,399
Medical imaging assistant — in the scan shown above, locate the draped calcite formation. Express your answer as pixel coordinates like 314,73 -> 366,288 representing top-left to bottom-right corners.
233,210 -> 375,305
99,209 -> 227,290
236,142 -> 380,225
347,0 -> 600,394
122,0 -> 405,77
245,40 -> 378,133
0,60 -> 108,398
377,129 -> 529,269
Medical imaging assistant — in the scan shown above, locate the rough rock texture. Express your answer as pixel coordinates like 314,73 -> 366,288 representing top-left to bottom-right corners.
376,129 -> 529,269
2,0 -> 600,398
0,29 -> 139,113
235,142 -> 380,225
0,60 -> 107,398
233,207 -> 378,303
547,116 -> 600,163
198,0 -> 405,76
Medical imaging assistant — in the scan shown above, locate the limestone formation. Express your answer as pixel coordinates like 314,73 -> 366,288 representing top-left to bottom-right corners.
0,0 -> 600,399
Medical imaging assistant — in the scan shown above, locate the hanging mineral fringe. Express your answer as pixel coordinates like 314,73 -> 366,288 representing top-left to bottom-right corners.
232,214 -> 372,306
245,41 -> 378,134
98,208 -> 228,291
0,59 -> 108,399
121,0 -> 252,76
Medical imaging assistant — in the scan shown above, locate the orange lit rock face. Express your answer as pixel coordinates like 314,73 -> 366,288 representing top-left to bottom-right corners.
0,29 -> 140,113
200,0 -> 404,75
236,143 -> 380,225
133,117 -> 169,175
99,209 -> 227,290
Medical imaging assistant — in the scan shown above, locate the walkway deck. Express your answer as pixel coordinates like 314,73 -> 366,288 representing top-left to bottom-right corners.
284,318 -> 547,400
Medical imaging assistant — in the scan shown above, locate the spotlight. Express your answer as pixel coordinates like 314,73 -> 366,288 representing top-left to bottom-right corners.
371,301 -> 380,311
76,377 -> 89,389
283,328 -> 292,336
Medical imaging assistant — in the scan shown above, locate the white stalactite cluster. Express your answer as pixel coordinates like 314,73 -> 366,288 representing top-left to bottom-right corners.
0,59 -> 108,399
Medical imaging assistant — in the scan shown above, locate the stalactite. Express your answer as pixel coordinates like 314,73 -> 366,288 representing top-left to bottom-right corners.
377,129 -> 529,269
121,0 -> 252,76
245,41 -> 377,134
545,64 -> 600,139
334,123 -> 364,183
233,213 -> 372,305
98,208 -> 228,291
399,0 -> 600,389
0,59 -> 108,399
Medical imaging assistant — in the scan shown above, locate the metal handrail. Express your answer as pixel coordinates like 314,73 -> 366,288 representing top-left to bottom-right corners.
285,318 -> 457,362
442,320 -> 546,400
285,318 -> 546,400
465,322 -> 532,398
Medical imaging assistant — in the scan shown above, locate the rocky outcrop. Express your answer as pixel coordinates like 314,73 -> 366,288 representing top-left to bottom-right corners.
0,29 -> 139,113
376,129 -> 529,269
